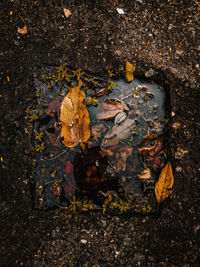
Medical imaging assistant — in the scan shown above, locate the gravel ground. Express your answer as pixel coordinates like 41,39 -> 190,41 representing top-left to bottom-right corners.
0,0 -> 200,266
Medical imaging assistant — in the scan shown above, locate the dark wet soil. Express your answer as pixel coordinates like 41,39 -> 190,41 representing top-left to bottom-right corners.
0,0 -> 200,266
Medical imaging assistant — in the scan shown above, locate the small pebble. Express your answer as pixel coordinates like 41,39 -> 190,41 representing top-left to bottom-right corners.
116,8 -> 125,14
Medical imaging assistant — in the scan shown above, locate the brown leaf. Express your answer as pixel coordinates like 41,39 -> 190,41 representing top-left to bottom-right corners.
125,61 -> 135,82
60,80 -> 90,147
96,110 -> 121,120
101,118 -> 136,147
47,99 -> 61,117
17,25 -> 28,34
91,124 -> 106,142
63,8 -> 72,18
100,102 -> 120,111
154,161 -> 174,203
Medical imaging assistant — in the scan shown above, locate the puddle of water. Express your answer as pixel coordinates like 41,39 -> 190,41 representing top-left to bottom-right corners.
30,65 -> 167,214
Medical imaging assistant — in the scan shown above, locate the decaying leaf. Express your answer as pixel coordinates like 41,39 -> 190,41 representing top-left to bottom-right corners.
101,118 -> 136,147
154,161 -> 174,203
60,80 -> 90,147
17,25 -> 28,34
91,124 -> 106,142
138,168 -> 152,180
96,110 -> 121,120
47,99 -> 61,117
97,100 -> 129,120
125,61 -> 135,82
63,8 -> 72,18
114,145 -> 133,171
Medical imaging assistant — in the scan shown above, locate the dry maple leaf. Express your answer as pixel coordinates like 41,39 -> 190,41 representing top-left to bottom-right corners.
60,79 -> 90,147
17,25 -> 28,34
125,61 -> 135,82
154,161 -> 174,203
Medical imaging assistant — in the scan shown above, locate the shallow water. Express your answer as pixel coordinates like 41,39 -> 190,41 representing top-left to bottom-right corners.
31,67 -> 166,214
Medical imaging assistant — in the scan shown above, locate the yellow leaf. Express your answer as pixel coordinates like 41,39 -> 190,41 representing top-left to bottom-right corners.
17,25 -> 28,35
125,61 -> 135,82
155,161 -> 174,203
60,80 -> 90,147
63,8 -> 72,18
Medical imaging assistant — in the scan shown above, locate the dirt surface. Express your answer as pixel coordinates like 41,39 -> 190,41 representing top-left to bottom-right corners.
0,0 -> 200,266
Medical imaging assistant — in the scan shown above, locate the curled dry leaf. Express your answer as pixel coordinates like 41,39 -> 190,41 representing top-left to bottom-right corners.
60,80 -> 90,147
125,61 -> 135,82
114,111 -> 127,124
63,8 -> 72,18
154,161 -> 174,203
137,168 -> 152,180
17,25 -> 28,34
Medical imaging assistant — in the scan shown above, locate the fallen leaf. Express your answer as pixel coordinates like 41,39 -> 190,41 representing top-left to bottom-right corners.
154,161 -> 174,203
63,8 -> 72,18
114,111 -> 127,124
125,61 -> 135,82
94,87 -> 108,96
60,80 -> 90,147
114,145 -> 133,171
17,25 -> 28,34
96,110 -> 121,120
101,118 -> 136,147
91,124 -> 106,142
47,99 -> 61,117
101,102 -> 122,111
138,168 -> 152,179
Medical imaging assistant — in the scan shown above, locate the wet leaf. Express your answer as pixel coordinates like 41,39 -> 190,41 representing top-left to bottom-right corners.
17,25 -> 28,34
60,80 -> 90,147
91,124 -> 106,142
125,61 -> 135,82
96,110 -> 121,120
101,118 -> 136,147
63,8 -> 72,18
154,161 -> 174,203
47,99 -> 61,117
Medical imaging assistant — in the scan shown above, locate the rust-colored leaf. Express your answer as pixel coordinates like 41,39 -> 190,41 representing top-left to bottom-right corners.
60,80 -> 90,147
125,61 -> 135,82
155,161 -> 174,203
17,25 -> 28,34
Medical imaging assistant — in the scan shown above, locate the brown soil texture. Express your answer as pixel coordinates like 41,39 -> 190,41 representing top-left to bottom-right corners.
0,1 -> 200,266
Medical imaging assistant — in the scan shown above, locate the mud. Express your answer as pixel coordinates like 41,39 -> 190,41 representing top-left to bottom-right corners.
0,0 -> 200,266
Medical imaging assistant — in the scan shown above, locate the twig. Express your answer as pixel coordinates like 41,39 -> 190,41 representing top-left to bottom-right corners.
98,219 -> 112,237
47,149 -> 68,160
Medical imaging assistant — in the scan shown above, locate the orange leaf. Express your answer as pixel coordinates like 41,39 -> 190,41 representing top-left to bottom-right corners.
17,25 -> 28,35
154,161 -> 174,203
60,80 -> 90,147
125,61 -> 135,82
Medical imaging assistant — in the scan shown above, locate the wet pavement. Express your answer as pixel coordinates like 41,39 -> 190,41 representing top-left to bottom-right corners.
1,1 -> 200,266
